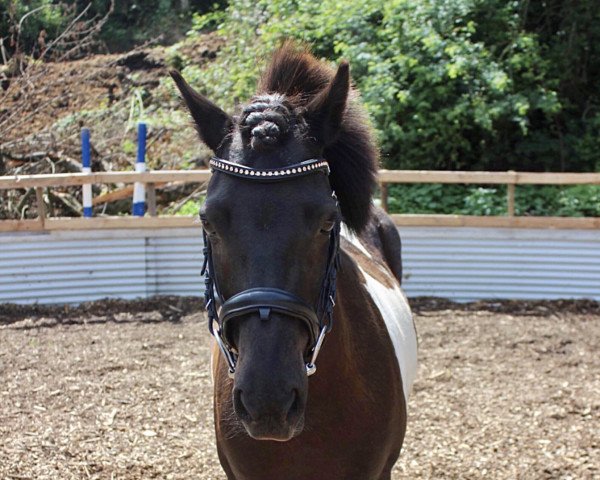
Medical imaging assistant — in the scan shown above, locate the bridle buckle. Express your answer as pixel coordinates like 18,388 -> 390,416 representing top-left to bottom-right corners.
305,325 -> 328,376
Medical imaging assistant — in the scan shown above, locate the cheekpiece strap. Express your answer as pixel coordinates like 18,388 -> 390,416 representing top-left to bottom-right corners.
210,157 -> 330,181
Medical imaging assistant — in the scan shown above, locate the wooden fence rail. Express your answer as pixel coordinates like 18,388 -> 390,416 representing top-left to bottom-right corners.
1,170 -> 599,232
0,171 -> 212,189
377,170 -> 600,185
377,170 -> 600,220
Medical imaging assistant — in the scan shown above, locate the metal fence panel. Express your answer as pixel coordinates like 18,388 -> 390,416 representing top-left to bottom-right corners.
399,227 -> 600,301
0,226 -> 598,305
0,234 -> 148,304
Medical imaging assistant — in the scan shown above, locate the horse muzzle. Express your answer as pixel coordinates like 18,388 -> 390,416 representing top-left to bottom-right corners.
233,385 -> 305,441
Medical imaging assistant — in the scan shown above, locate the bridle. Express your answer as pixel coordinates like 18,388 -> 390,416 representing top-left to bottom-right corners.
202,157 -> 341,378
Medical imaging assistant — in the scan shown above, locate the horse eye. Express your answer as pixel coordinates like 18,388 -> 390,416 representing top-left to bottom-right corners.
200,215 -> 215,234
320,220 -> 335,234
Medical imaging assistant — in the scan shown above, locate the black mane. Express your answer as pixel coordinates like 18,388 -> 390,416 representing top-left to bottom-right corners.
255,43 -> 380,233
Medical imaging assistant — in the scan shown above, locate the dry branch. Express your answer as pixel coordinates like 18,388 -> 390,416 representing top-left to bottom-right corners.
48,191 -> 81,216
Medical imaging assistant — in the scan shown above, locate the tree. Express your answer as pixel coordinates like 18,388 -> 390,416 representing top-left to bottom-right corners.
191,0 -> 600,172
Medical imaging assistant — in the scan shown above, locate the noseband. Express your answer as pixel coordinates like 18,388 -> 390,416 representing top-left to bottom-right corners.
202,157 -> 341,378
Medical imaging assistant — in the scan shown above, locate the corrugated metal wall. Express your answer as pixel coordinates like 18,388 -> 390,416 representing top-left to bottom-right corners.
0,227 -> 598,305
145,235 -> 204,296
0,229 -> 203,305
400,227 -> 600,301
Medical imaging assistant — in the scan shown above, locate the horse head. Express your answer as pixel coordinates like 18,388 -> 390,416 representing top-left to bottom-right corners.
171,44 -> 378,442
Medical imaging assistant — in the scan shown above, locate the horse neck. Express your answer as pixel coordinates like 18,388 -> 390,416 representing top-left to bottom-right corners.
311,250 -> 387,394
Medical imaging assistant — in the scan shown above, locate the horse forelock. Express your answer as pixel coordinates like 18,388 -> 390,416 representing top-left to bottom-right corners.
248,42 -> 380,233
258,42 -> 332,102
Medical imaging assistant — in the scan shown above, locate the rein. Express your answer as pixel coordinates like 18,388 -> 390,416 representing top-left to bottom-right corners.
201,157 -> 341,378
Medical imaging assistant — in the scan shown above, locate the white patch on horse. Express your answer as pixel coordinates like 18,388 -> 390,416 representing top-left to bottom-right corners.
341,224 -> 372,259
210,345 -> 216,383
357,264 -> 418,405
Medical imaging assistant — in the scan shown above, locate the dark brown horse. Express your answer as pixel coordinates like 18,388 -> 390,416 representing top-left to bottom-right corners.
171,43 -> 417,480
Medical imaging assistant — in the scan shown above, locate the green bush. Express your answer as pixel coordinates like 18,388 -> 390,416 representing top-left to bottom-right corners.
0,0 -> 70,58
463,188 -> 508,216
387,184 -> 466,214
0,0 -> 225,57
519,185 -> 600,217
387,184 -> 600,217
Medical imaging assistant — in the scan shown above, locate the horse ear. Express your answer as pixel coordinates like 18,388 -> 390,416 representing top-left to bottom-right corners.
170,70 -> 233,152
305,61 -> 350,146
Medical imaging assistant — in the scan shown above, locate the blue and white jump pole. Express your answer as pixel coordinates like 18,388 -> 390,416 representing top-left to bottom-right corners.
81,128 -> 93,218
132,122 -> 147,216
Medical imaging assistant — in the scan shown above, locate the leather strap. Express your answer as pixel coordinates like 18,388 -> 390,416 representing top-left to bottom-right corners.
210,157 -> 330,182
220,288 -> 320,348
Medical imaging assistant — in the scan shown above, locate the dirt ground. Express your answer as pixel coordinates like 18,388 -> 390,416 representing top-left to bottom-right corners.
0,298 -> 598,479
1,34 -> 222,145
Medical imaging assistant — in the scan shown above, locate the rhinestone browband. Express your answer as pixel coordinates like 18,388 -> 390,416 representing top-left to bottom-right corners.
209,157 -> 330,181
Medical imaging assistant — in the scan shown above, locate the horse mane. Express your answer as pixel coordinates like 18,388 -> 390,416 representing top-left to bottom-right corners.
257,42 -> 380,233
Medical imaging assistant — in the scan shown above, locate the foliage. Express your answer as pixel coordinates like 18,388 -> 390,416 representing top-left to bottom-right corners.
89,0 -> 223,52
387,184 -> 600,217
387,184 -> 467,214
171,197 -> 205,216
189,0 -> 600,173
0,0 -> 71,58
0,0 -> 224,57
463,187 -> 508,216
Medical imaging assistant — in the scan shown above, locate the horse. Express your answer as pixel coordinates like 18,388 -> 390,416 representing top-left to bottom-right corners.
171,43 -> 418,480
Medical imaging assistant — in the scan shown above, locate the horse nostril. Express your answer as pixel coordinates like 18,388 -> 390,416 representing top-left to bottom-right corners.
233,388 -> 253,422
286,389 -> 302,423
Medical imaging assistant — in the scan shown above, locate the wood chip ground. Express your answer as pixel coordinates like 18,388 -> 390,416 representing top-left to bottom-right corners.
0,299 -> 598,479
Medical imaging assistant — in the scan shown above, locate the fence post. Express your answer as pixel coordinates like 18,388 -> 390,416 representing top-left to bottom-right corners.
507,170 -> 516,217
35,187 -> 46,228
380,182 -> 389,212
132,122 -> 147,216
147,182 -> 157,217
81,128 -> 93,217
